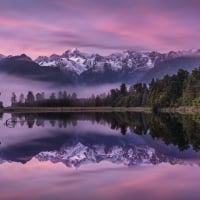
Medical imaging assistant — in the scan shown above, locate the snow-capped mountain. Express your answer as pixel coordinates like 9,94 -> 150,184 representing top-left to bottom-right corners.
36,142 -> 200,168
0,49 -> 200,85
35,49 -> 93,75
35,49 -> 158,75
35,49 -> 200,76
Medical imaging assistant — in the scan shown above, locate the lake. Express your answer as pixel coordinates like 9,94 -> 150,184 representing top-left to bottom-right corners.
0,112 -> 200,200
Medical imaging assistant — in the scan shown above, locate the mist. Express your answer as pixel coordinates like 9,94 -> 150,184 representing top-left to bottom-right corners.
0,73 -> 122,106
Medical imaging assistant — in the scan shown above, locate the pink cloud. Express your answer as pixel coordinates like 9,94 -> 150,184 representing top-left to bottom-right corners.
0,0 -> 199,57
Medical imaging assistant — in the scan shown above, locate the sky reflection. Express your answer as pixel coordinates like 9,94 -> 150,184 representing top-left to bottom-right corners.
0,113 -> 200,199
0,159 -> 200,200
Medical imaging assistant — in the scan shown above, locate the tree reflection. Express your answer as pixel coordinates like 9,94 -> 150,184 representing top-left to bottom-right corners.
8,112 -> 200,151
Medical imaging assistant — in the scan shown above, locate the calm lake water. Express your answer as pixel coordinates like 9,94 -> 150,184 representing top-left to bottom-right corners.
0,112 -> 200,200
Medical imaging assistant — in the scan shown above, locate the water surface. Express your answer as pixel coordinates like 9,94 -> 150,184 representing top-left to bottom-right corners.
0,112 -> 200,200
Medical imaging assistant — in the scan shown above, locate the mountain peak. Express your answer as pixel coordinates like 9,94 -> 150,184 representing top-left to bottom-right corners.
17,54 -> 33,62
70,48 -> 80,54
62,48 -> 82,57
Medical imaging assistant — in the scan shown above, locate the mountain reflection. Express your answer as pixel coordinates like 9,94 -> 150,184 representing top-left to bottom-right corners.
1,112 -> 200,167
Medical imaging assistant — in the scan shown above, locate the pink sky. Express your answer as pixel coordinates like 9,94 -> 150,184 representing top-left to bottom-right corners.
0,160 -> 200,200
0,0 -> 200,58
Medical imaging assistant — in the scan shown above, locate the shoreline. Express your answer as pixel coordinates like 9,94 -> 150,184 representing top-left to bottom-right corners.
2,106 -> 152,113
161,106 -> 200,114
1,106 -> 200,114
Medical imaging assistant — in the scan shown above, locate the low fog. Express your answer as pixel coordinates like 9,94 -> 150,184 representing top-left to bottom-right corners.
0,73 -> 121,106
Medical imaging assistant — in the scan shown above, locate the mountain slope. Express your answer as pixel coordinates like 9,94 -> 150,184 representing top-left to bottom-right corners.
0,54 -> 76,84
35,49 -> 200,84
141,55 -> 200,82
0,49 -> 200,85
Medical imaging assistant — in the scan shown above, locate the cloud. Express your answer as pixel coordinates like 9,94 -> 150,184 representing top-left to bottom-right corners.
0,0 -> 199,57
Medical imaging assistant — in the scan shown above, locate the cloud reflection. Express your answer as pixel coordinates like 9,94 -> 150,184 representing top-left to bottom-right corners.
0,160 -> 200,200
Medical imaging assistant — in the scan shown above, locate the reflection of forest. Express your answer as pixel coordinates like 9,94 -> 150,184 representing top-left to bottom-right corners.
10,112 -> 200,151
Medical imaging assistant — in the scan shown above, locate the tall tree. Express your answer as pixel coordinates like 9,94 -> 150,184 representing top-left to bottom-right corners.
11,92 -> 17,106
26,91 -> 35,105
19,93 -> 25,104
50,92 -> 56,100
120,83 -> 127,96
36,93 -> 43,102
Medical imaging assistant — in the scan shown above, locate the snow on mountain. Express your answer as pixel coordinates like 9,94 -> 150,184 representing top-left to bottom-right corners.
34,49 -> 200,80
35,49 -> 92,75
35,49 -> 165,75
36,142 -> 190,168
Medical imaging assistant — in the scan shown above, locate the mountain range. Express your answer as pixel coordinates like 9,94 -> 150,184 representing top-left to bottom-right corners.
0,49 -> 200,85
1,134 -> 200,168
36,142 -> 200,168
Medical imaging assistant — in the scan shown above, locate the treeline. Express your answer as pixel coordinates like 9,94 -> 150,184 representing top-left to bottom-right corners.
10,67 -> 200,108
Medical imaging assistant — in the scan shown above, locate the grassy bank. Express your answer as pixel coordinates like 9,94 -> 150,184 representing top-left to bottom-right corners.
3,106 -> 200,114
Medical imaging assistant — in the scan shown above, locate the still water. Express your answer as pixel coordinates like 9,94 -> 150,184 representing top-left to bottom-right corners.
0,112 -> 200,200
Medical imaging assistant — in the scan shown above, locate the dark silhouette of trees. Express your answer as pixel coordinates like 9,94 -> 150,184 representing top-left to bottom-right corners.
10,67 -> 200,108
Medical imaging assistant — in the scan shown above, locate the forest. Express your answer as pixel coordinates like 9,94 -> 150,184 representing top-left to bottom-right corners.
8,67 -> 200,109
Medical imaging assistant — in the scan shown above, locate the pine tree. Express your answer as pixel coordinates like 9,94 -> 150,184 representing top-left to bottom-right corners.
11,92 -> 17,107
19,93 -> 25,104
120,83 -> 127,96
26,91 -> 35,106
